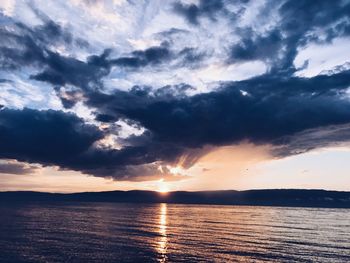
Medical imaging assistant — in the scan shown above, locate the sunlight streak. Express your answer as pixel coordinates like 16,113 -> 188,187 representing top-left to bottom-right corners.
157,203 -> 168,262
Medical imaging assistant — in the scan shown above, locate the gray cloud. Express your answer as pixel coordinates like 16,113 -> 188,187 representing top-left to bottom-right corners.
0,160 -> 39,175
228,0 -> 350,73
173,0 -> 225,25
274,124 -> 350,157
1,0 -> 350,181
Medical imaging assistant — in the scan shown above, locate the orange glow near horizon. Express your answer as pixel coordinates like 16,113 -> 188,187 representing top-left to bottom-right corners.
1,145 -> 350,193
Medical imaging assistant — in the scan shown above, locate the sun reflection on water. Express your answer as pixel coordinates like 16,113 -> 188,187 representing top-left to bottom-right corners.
158,203 -> 168,262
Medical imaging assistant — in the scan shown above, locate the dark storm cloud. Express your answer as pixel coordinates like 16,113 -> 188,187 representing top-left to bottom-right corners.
0,108 -> 103,165
95,113 -> 117,123
173,0 -> 225,25
88,70 -> 350,149
0,108 -> 192,179
1,0 -> 350,180
22,67 -> 348,178
86,83 -> 195,125
2,69 -> 350,179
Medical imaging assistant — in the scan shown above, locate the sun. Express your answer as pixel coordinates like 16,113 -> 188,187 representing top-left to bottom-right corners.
157,179 -> 169,193
158,185 -> 169,193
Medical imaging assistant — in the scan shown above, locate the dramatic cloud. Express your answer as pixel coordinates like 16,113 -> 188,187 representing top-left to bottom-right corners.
1,0 -> 350,182
111,43 -> 171,68
229,0 -> 350,72
274,124 -> 350,157
0,107 -> 194,180
0,160 -> 39,175
87,70 -> 350,148
0,108 -> 102,165
173,0 -> 225,25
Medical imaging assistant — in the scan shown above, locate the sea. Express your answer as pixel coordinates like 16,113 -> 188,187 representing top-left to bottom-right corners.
0,202 -> 349,262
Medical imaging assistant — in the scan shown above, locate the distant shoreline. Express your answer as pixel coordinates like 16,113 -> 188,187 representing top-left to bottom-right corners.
1,189 -> 349,208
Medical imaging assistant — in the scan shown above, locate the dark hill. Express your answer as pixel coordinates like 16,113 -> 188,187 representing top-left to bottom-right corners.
0,189 -> 349,208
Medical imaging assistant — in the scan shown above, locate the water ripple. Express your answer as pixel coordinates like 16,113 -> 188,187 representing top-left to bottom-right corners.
0,203 -> 349,262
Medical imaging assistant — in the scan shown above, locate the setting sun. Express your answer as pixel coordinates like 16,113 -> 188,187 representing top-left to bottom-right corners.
158,179 -> 169,193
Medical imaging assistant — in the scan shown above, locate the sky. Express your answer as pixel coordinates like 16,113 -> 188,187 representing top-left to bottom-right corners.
0,0 -> 350,193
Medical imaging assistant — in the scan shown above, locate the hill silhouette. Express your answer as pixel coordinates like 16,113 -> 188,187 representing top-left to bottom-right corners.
1,189 -> 350,208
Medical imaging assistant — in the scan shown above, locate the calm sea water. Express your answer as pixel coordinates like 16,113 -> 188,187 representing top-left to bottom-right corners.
0,202 -> 349,262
